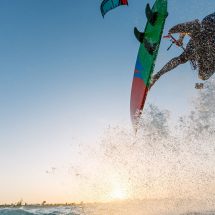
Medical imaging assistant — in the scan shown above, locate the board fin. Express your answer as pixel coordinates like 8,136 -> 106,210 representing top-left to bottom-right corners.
145,3 -> 158,25
134,27 -> 157,55
134,27 -> 144,43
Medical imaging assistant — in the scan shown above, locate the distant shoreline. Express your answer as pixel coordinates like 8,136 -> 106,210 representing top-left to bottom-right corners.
0,202 -> 84,208
1,198 -> 215,208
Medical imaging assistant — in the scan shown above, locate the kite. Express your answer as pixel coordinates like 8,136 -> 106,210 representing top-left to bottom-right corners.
100,0 -> 128,17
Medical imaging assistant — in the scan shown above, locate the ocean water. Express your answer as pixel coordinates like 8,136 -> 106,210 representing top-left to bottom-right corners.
0,200 -> 215,215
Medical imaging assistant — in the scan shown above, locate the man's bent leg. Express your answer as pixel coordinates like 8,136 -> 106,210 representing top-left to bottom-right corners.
198,69 -> 215,80
149,54 -> 188,89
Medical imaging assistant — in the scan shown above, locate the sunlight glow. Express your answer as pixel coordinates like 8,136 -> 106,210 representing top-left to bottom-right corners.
110,187 -> 128,200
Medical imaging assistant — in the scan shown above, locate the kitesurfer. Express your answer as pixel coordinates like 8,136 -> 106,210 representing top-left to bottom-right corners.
150,12 -> 215,89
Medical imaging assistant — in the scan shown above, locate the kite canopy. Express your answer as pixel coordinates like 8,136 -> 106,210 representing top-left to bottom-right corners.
100,0 -> 128,17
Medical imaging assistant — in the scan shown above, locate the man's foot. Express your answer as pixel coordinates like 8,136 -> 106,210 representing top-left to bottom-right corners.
195,83 -> 204,89
149,74 -> 159,90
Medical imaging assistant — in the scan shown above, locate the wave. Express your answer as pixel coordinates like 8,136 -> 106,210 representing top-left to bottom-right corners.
0,206 -> 82,215
0,208 -> 34,215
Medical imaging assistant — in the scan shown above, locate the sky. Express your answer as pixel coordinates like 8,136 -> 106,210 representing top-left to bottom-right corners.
1,0 -> 215,204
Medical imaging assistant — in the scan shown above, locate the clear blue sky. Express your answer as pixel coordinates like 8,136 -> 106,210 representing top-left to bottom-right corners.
1,0 -> 215,203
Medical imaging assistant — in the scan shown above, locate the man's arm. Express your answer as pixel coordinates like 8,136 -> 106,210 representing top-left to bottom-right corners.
169,19 -> 201,35
176,33 -> 186,46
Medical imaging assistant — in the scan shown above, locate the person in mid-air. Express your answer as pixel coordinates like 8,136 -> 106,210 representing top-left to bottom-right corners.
150,12 -> 215,89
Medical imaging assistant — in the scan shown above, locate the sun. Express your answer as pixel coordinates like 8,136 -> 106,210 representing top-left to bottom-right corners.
106,175 -> 130,201
110,187 -> 128,200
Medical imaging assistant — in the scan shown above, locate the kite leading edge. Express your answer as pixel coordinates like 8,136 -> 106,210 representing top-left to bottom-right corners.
100,0 -> 128,17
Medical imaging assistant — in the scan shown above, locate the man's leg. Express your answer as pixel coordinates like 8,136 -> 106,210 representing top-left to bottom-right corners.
195,69 -> 213,89
149,53 -> 188,89
198,68 -> 215,80
149,40 -> 196,89
198,57 -> 215,80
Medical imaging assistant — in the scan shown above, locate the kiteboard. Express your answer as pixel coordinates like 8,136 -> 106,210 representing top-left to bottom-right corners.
130,0 -> 168,130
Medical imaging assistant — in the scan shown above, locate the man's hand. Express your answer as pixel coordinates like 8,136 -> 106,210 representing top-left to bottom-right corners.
175,38 -> 183,47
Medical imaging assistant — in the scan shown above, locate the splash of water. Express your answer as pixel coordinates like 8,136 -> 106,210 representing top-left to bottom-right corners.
65,78 -> 215,214
98,78 -> 215,202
